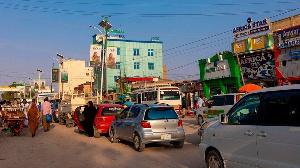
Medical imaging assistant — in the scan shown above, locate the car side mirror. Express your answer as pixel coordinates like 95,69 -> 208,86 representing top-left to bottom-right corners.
219,114 -> 228,123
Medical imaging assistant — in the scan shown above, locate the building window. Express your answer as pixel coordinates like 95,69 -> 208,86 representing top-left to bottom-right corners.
117,47 -> 120,55
148,63 -> 154,70
134,62 -> 140,69
116,62 -> 120,69
114,76 -> 120,82
86,73 -> 89,76
133,48 -> 140,56
148,49 -> 154,56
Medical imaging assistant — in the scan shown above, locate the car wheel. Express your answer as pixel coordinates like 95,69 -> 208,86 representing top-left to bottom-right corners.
206,150 -> 224,168
173,140 -> 184,148
109,128 -> 118,143
59,119 -> 64,125
66,123 -> 71,128
133,133 -> 145,152
198,115 -> 203,125
94,126 -> 100,138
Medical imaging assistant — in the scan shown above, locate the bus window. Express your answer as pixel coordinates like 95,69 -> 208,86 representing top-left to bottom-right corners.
160,91 -> 180,100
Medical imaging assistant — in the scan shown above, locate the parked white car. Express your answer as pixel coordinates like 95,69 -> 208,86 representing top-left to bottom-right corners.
199,84 -> 300,168
195,93 -> 244,125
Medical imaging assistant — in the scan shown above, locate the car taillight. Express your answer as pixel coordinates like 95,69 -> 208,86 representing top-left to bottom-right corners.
178,120 -> 183,127
140,121 -> 151,128
236,95 -> 239,102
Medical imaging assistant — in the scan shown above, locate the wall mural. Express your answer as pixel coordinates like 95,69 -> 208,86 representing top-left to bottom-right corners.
240,51 -> 275,81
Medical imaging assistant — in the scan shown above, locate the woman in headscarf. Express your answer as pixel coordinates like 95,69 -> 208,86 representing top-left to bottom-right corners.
83,101 -> 98,137
28,99 -> 40,137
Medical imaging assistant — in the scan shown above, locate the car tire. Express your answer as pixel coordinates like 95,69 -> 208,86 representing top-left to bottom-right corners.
133,133 -> 145,152
173,140 -> 184,148
198,115 -> 203,125
94,126 -> 100,138
59,119 -> 64,125
66,123 -> 71,128
206,150 -> 224,168
109,128 -> 118,143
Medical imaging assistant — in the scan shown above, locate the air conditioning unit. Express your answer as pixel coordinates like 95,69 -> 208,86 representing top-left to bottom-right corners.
206,58 -> 211,64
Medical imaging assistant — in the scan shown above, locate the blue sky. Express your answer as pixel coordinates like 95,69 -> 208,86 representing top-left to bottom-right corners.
0,0 -> 299,87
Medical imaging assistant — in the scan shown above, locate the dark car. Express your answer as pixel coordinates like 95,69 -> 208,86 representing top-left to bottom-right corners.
74,104 -> 124,138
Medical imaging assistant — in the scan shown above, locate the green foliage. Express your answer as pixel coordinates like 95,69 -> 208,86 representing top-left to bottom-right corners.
1,91 -> 15,101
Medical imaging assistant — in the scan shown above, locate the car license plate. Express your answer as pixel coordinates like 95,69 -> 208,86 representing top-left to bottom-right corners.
161,134 -> 171,140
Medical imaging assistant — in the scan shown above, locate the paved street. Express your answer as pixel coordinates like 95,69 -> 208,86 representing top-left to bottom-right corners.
0,116 -> 201,168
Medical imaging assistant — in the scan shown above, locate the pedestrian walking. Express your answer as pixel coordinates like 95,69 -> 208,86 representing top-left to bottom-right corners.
41,97 -> 52,132
27,99 -> 40,137
20,99 -> 29,127
83,101 -> 97,137
197,95 -> 204,109
37,102 -> 42,126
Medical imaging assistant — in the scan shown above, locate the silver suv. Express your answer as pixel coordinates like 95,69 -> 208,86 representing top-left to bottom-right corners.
109,104 -> 185,152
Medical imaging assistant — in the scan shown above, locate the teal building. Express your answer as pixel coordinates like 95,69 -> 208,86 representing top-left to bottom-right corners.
92,36 -> 163,93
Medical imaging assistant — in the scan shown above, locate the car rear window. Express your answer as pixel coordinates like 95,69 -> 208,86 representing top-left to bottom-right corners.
144,107 -> 179,120
101,107 -> 123,116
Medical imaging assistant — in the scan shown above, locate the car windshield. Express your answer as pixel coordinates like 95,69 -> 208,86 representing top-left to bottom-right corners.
101,107 -> 123,116
144,107 -> 179,120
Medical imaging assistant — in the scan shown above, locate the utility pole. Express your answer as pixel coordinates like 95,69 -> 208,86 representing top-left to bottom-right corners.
37,69 -> 42,93
98,16 -> 112,100
57,53 -> 64,100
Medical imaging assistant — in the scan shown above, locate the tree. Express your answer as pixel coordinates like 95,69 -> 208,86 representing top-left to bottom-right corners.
1,91 -> 15,101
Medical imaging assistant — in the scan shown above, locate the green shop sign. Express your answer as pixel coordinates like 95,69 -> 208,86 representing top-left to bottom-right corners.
109,29 -> 125,34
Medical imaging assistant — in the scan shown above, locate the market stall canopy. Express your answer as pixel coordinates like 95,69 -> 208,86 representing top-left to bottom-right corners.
238,84 -> 262,93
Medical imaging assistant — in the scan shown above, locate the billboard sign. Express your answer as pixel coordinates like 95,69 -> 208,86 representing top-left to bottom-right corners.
90,44 -> 102,67
33,79 -> 46,89
233,18 -> 270,39
277,25 -> 300,49
106,47 -> 117,69
52,68 -> 59,83
61,69 -> 68,83
240,51 -> 275,81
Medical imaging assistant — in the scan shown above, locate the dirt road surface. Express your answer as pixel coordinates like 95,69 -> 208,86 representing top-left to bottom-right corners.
0,116 -> 201,168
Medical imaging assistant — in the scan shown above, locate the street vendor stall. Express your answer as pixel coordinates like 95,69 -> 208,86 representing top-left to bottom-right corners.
1,107 -> 27,136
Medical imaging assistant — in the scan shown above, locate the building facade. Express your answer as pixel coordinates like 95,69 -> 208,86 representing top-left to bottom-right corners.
92,36 -> 164,93
60,59 -> 94,97
232,33 -> 277,87
198,53 -> 242,98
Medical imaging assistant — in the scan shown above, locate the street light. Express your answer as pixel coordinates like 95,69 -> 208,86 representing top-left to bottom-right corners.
37,69 -> 43,93
28,77 -> 33,98
56,53 -> 64,99
99,17 -> 112,99
89,25 -> 105,102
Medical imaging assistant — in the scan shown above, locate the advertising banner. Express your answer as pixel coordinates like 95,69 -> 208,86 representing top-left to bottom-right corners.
52,68 -> 59,83
90,44 -> 102,67
61,69 -> 68,83
233,18 -> 270,39
277,25 -> 300,49
232,40 -> 247,54
106,47 -> 117,69
33,79 -> 46,89
240,51 -> 275,81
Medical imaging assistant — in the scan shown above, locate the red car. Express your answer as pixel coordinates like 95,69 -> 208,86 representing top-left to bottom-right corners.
74,104 -> 123,138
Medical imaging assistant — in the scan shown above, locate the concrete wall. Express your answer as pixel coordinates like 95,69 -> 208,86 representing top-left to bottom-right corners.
271,14 -> 300,31
61,60 -> 94,95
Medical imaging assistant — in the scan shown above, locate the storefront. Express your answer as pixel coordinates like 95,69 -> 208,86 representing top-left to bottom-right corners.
275,25 -> 300,85
198,53 -> 242,98
232,33 -> 277,87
